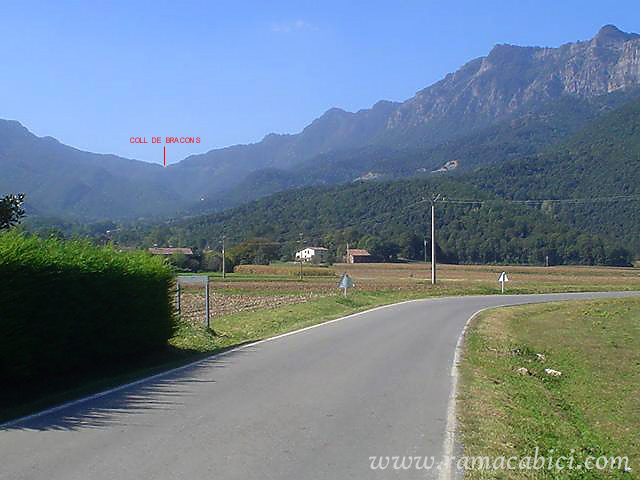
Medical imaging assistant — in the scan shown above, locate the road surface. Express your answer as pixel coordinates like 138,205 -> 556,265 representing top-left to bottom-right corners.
1,292 -> 637,479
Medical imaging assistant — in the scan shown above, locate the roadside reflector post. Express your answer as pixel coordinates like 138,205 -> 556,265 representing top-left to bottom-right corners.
498,271 -> 509,294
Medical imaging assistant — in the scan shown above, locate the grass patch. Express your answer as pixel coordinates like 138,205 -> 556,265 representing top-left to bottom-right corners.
458,298 -> 640,478
170,290 -> 423,352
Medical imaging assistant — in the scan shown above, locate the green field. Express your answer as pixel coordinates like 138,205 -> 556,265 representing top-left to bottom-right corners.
458,298 -> 639,478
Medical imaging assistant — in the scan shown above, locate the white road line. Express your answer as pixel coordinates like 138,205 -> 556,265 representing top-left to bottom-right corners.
438,305 -> 501,480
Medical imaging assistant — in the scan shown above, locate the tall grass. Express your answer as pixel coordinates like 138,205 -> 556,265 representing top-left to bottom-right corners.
0,231 -> 174,388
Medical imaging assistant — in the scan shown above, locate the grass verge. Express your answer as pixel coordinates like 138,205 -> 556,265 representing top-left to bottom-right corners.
170,290 -> 423,353
458,298 -> 639,478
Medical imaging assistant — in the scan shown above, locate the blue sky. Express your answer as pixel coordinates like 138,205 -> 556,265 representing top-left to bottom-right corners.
1,0 -> 638,164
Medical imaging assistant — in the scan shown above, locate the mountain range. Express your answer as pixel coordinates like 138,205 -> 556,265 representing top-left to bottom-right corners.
111,93 -> 640,265
2,24 -> 640,220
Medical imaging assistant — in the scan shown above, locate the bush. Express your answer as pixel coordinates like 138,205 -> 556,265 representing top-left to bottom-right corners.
228,239 -> 280,265
0,193 -> 25,230
605,245 -> 634,267
168,252 -> 190,270
202,252 -> 235,272
0,231 -> 175,387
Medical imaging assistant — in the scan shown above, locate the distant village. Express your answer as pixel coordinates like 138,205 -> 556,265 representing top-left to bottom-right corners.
148,244 -> 375,268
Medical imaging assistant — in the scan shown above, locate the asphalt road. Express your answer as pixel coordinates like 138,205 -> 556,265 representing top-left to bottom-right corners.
1,292 -> 637,480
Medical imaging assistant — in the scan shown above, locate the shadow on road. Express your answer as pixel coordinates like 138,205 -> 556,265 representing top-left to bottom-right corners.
1,347 -> 259,432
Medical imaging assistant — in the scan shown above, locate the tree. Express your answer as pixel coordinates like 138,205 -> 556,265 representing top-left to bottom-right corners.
202,252 -> 236,272
228,239 -> 279,265
169,253 -> 190,270
370,240 -> 401,262
605,245 -> 633,267
399,233 -> 423,260
0,193 -> 25,230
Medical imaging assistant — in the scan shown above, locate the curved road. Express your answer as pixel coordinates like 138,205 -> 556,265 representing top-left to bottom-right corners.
1,292 -> 637,479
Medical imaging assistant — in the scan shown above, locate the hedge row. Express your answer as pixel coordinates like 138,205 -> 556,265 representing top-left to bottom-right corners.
0,231 -> 175,386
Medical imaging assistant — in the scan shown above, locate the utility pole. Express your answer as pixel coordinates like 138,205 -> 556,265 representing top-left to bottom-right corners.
430,194 -> 441,285
298,233 -> 304,281
221,235 -> 226,279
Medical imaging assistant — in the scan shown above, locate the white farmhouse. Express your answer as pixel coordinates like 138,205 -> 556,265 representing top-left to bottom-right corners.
295,247 -> 329,264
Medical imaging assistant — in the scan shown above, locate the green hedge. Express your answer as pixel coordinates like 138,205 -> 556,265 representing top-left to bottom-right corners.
0,231 -> 175,386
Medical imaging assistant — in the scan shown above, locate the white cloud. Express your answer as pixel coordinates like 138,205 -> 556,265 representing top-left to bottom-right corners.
271,19 -> 317,34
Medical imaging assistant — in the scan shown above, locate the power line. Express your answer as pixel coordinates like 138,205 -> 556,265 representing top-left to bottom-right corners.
434,194 -> 640,206
215,193 -> 639,247
408,191 -> 640,287
155,193 -> 640,252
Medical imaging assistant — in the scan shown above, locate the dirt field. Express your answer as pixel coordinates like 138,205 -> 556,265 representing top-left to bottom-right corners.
337,262 -> 640,287
176,262 -> 640,327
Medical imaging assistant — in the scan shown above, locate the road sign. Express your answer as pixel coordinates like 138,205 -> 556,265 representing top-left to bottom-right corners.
176,275 -> 211,329
177,275 -> 209,286
338,273 -> 355,296
498,271 -> 509,293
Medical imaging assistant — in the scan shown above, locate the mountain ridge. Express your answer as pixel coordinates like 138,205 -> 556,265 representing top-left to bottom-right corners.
2,24 -> 640,220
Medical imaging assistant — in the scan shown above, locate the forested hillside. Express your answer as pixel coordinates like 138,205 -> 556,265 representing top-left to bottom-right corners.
111,97 -> 640,267
112,175 -> 633,266
468,96 -> 640,252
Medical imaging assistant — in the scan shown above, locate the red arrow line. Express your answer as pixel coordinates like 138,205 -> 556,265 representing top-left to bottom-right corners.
164,146 -> 166,166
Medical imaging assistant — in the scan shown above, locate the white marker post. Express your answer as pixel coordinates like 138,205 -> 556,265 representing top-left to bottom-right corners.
498,271 -> 509,294
338,273 -> 355,297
